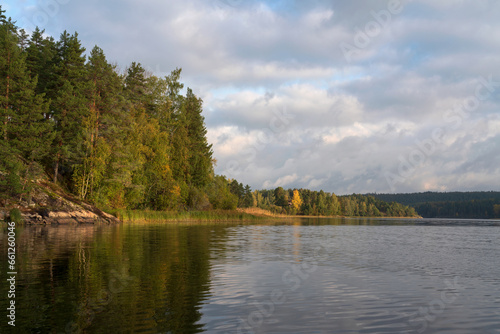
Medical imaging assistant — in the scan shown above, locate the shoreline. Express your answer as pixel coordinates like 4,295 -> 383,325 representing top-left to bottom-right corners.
0,206 -> 423,225
0,181 -> 419,224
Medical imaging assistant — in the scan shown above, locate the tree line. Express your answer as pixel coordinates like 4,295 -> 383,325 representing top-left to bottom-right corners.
371,192 -> 500,218
412,200 -> 500,219
228,185 -> 418,217
371,191 -> 500,206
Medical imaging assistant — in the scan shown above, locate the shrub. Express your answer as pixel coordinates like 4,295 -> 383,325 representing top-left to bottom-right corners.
9,208 -> 23,223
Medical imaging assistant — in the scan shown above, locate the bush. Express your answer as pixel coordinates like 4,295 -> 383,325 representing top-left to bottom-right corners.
9,208 -> 23,223
207,175 -> 239,210
188,187 -> 211,210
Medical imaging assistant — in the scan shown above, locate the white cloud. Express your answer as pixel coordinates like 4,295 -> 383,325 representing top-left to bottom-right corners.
263,173 -> 299,189
5,0 -> 500,194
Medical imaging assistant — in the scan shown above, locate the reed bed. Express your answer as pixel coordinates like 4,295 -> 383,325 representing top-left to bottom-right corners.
111,209 -> 268,223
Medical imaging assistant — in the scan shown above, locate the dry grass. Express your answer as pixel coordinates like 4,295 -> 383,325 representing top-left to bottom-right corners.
236,207 -> 290,218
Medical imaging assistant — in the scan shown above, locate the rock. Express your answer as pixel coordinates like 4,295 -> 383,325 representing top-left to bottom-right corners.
10,181 -> 121,224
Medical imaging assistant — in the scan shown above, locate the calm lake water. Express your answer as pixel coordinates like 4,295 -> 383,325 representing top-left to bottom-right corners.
1,218 -> 500,333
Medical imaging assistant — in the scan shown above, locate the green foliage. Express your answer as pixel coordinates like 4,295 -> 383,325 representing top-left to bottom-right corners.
124,62 -> 147,106
0,7 -> 220,212
274,187 -> 288,207
25,27 -> 57,95
187,187 -> 211,211
0,10 -> 53,204
228,180 -> 255,208
9,208 -> 22,223
242,185 -> 254,208
207,175 -> 238,210
0,142 -> 23,199
48,31 -> 90,184
184,88 -> 213,188
253,189 -> 418,217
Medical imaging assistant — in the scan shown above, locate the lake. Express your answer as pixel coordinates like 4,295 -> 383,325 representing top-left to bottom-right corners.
1,218 -> 500,333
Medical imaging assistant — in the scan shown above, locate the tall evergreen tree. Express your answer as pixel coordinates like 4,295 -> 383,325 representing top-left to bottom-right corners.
242,184 -> 254,208
274,187 -> 288,207
25,27 -> 57,95
164,68 -> 189,186
0,15 -> 18,142
0,9 -> 53,200
17,28 -> 29,51
0,11 -> 24,199
49,31 -> 89,185
124,62 -> 147,107
171,107 -> 190,184
184,88 -> 213,188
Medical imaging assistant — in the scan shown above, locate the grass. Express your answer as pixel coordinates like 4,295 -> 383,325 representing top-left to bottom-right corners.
111,209 -> 270,223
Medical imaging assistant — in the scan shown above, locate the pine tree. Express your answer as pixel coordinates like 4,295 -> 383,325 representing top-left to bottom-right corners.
143,75 -> 171,124
0,6 -> 5,23
0,8 -> 23,200
0,10 -> 53,200
0,15 -> 18,142
17,28 -> 29,51
242,184 -> 254,208
124,62 -> 147,107
49,31 -> 89,185
165,69 -> 190,186
274,187 -> 288,207
25,27 -> 57,95
184,88 -> 213,188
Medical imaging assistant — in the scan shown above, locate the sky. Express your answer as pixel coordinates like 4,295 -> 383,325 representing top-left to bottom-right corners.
4,0 -> 500,194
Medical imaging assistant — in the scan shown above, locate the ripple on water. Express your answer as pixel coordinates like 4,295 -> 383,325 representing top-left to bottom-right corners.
200,222 -> 500,333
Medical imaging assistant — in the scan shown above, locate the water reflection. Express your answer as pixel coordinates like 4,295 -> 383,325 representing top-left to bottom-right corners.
0,223 -> 228,333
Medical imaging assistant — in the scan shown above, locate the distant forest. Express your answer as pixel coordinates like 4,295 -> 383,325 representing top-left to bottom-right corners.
371,192 -> 500,219
231,184 -> 418,217
0,6 -> 416,218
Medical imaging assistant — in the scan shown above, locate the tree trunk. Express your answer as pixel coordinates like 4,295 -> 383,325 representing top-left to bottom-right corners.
53,157 -> 59,184
4,49 -> 10,141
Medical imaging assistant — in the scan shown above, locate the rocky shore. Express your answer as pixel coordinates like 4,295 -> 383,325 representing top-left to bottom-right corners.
1,181 -> 120,224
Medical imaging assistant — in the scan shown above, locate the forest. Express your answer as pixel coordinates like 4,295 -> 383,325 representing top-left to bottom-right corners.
0,6 -> 417,218
0,6 -> 216,212
229,182 -> 418,217
371,192 -> 500,219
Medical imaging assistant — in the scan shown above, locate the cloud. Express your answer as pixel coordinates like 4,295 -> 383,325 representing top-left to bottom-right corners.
263,173 -> 299,189
5,0 -> 500,194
